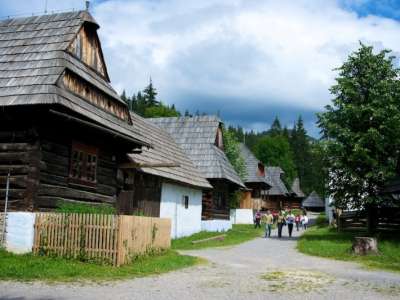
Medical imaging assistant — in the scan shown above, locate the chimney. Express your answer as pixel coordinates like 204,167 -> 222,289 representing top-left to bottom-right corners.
85,1 -> 90,11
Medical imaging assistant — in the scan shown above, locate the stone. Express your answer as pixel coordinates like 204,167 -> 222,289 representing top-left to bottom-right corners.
352,237 -> 378,255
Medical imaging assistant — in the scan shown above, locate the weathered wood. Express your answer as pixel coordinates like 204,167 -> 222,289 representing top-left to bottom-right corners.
0,152 -> 29,163
41,141 -> 70,157
41,150 -> 69,166
0,188 -> 25,199
38,184 -> 115,203
352,237 -> 378,255
40,161 -> 69,177
0,165 -> 29,175
0,143 -> 31,151
39,172 -> 68,187
0,175 -> 28,188
33,213 -> 171,266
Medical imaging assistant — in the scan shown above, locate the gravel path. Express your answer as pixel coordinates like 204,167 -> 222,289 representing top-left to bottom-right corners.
1,220 -> 400,300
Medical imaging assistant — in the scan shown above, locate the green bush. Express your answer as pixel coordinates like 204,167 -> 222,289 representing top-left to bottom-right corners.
56,202 -> 116,214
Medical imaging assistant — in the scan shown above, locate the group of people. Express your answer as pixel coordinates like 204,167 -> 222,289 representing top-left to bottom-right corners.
254,209 -> 309,238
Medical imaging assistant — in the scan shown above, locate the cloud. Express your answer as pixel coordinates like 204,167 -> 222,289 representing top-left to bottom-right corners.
2,0 -> 400,135
90,0 -> 400,134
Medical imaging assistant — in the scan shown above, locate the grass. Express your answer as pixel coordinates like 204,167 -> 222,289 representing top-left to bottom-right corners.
0,248 -> 200,282
172,224 -> 264,250
56,202 -> 116,214
297,222 -> 400,272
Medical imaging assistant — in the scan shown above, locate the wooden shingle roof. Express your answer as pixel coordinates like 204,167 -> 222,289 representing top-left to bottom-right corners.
262,167 -> 289,196
128,113 -> 212,189
302,191 -> 324,208
239,143 -> 271,187
149,116 -> 245,188
0,11 -> 151,147
291,178 -> 305,198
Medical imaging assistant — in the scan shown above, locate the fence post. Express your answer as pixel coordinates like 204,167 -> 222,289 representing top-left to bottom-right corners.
116,215 -> 123,267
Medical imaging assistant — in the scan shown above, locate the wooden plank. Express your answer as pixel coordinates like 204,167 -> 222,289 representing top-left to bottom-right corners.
38,184 -> 115,204
0,165 -> 29,175
0,143 -> 31,152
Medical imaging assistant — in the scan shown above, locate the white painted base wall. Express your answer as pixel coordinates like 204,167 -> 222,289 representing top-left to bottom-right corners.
201,219 -> 232,232
159,182 -> 202,239
5,212 -> 35,254
230,209 -> 254,224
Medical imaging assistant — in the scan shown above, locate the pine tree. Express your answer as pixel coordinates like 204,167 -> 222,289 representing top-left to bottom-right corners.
142,78 -> 159,106
269,116 -> 282,136
184,110 -> 190,117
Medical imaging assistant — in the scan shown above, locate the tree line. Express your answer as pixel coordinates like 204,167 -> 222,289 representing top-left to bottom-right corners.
120,80 -> 325,197
227,117 -> 326,197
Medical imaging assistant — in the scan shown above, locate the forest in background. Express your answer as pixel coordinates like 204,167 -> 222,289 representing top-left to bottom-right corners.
121,80 -> 326,198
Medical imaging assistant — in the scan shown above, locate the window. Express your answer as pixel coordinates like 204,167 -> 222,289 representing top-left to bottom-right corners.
182,195 -> 189,209
69,142 -> 98,185
257,163 -> 265,177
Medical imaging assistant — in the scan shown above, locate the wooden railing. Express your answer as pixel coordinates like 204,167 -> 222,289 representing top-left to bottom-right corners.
33,213 -> 171,266
338,208 -> 400,232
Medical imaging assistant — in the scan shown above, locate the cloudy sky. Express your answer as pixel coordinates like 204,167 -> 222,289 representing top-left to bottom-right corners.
1,0 -> 400,136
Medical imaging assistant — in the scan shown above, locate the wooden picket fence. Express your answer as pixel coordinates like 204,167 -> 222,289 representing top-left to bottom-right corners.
33,213 -> 171,266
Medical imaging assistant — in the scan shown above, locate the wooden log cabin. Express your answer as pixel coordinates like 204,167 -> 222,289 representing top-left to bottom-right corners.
261,167 -> 290,211
238,143 -> 271,210
288,177 -> 305,209
150,116 -> 245,231
0,11 -> 152,211
121,114 -> 212,238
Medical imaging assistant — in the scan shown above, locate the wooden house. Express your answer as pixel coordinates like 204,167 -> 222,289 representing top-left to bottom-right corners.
121,114 -> 212,238
302,191 -> 325,211
261,167 -> 290,211
288,178 -> 305,209
238,143 -> 271,210
150,116 -> 245,231
0,11 -> 152,211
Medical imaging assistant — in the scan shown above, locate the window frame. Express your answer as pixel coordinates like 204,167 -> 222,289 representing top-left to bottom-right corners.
182,195 -> 189,209
69,141 -> 98,187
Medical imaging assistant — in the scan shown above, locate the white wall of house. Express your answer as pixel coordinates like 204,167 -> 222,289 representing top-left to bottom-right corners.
230,209 -> 254,224
159,182 -> 202,239
5,212 -> 35,254
201,219 -> 232,232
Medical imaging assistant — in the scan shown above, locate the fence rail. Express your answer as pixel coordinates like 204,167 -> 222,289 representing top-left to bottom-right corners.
339,208 -> 400,232
33,213 -> 171,266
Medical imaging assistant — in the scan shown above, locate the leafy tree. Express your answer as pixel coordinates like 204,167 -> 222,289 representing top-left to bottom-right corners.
318,43 -> 400,230
222,126 -> 247,180
254,135 -> 297,184
144,103 -> 180,117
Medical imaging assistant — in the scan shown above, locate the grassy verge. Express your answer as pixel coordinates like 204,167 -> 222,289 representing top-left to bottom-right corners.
0,249 -> 200,282
297,224 -> 400,272
172,224 -> 264,250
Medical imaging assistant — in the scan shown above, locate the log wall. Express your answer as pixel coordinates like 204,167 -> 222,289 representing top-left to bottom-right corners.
0,129 -> 40,211
36,135 -> 118,210
202,180 -> 232,220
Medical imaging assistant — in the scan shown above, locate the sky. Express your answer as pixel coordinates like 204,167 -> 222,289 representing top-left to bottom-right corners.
1,0 -> 400,136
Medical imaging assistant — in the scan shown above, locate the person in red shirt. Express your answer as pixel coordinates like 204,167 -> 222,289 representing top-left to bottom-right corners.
295,214 -> 301,231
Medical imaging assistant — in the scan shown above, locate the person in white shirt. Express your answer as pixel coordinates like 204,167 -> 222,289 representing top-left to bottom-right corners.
302,215 -> 309,230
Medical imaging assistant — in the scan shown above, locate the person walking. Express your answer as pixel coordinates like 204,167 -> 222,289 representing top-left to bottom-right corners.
263,210 -> 274,238
286,211 -> 295,237
302,214 -> 309,230
295,214 -> 301,231
254,210 -> 262,229
277,211 -> 286,238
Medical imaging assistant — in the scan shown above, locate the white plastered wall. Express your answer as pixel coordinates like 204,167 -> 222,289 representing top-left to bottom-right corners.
159,182 -> 202,239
